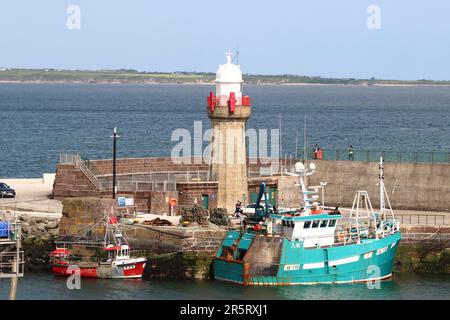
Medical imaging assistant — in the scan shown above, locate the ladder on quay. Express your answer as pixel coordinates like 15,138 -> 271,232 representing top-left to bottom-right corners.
0,212 -> 25,300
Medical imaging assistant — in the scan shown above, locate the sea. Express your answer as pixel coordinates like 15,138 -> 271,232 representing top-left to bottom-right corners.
0,83 -> 449,300
0,83 -> 449,178
1,272 -> 449,300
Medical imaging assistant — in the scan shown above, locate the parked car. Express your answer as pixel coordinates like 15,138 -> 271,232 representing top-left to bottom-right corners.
0,182 -> 16,198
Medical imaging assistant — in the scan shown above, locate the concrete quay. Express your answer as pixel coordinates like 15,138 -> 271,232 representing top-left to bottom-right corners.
0,175 -> 62,215
1,176 -> 449,225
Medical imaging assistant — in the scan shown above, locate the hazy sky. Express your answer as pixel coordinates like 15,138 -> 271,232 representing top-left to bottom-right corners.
0,0 -> 449,80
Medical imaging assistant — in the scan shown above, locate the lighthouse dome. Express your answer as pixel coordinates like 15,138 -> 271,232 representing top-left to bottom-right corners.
215,52 -> 243,84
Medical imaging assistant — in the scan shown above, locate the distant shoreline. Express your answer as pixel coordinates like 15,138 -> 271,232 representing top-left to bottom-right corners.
1,68 -> 449,87
1,80 -> 450,87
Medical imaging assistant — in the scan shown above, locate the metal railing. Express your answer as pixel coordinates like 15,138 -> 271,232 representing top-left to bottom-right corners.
59,153 -> 101,190
299,149 -> 450,164
207,95 -> 251,107
397,214 -> 447,226
97,170 -> 211,192
0,252 -> 25,277
0,221 -> 21,242
401,232 -> 450,242
76,159 -> 101,190
59,152 -> 81,164
98,179 -> 178,192
247,162 -> 282,179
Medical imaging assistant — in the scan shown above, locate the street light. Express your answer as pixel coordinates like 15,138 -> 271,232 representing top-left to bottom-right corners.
111,127 -> 120,199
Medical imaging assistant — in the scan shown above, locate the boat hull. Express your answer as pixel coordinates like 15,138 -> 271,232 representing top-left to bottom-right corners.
51,258 -> 147,279
214,231 -> 401,285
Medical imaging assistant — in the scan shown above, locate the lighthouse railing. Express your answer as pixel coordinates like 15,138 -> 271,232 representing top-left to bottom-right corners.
207,95 -> 251,107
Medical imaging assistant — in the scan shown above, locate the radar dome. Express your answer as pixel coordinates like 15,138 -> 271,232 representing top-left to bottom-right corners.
294,162 -> 305,172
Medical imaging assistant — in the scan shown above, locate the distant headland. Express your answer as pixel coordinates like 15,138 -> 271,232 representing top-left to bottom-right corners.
0,68 -> 449,86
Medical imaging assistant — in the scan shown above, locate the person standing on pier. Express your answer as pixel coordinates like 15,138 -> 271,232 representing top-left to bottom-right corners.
348,145 -> 354,160
234,200 -> 243,218
313,144 -> 319,159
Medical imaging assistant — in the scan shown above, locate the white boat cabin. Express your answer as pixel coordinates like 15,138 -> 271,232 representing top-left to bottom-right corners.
275,213 -> 342,248
104,233 -> 131,261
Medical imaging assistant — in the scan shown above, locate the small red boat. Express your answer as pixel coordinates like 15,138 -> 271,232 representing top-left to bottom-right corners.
50,214 -> 147,279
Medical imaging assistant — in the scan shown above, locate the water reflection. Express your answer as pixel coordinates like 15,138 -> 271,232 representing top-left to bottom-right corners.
1,272 -> 448,300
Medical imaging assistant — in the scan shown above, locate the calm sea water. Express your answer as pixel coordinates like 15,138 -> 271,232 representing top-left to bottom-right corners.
0,83 -> 450,178
0,272 -> 449,300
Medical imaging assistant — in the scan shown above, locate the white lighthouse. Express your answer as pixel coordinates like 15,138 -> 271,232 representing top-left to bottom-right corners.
215,50 -> 244,98
207,51 -> 251,214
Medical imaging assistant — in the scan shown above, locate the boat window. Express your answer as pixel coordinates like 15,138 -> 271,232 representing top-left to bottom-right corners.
312,220 -> 319,228
304,221 -> 311,228
320,220 -> 328,228
282,220 -> 286,227
289,221 -> 293,228
329,219 -> 336,227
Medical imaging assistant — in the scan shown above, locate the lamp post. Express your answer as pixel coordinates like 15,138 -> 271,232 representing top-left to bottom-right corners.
111,127 -> 119,199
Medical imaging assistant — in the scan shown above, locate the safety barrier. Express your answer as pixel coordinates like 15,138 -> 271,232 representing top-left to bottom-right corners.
300,149 -> 450,164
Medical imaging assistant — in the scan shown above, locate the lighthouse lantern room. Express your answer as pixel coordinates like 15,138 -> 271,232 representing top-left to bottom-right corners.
207,51 -> 251,113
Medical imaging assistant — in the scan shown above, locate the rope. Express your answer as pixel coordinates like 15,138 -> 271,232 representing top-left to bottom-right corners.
54,215 -> 106,243
404,227 -> 443,241
136,225 -> 227,258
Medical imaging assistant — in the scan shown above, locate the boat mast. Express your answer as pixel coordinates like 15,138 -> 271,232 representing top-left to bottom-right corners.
379,156 -> 385,221
285,162 -> 316,215
104,208 -> 108,247
378,156 -> 396,222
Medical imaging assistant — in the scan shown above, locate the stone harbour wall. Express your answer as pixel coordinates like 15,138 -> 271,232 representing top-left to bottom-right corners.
309,160 -> 450,211
19,215 -> 60,270
58,197 -> 116,239
53,164 -> 100,199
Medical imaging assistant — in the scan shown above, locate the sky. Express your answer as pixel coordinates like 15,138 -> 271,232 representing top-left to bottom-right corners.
0,0 -> 449,80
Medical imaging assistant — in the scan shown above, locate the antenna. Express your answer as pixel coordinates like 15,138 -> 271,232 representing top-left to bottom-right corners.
279,113 -> 283,174
225,50 -> 233,64
303,114 -> 307,163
